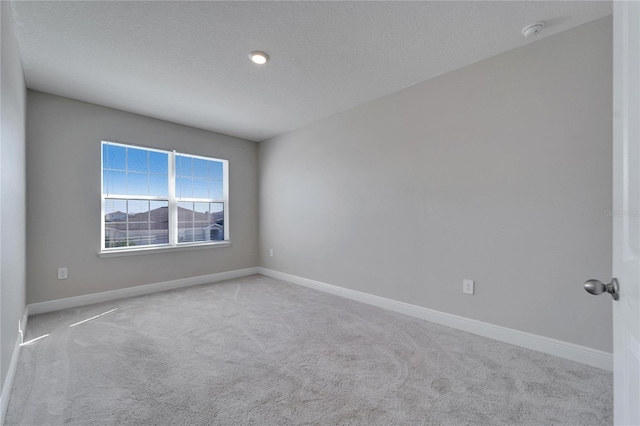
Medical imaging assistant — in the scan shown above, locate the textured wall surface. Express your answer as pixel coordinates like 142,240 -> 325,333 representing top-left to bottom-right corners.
1,1 -> 27,390
26,91 -> 259,304
259,18 -> 614,352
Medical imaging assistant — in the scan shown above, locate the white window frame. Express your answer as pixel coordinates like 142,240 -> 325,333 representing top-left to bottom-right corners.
100,140 -> 230,257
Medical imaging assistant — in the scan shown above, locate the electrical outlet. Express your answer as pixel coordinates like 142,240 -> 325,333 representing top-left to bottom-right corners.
270,249 -> 274,257
463,279 -> 474,295
58,267 -> 68,280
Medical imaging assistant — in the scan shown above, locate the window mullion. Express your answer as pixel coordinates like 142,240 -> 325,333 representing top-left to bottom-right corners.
168,150 -> 178,246
223,160 -> 230,241
126,200 -> 130,247
104,195 -> 168,201
101,144 -> 105,250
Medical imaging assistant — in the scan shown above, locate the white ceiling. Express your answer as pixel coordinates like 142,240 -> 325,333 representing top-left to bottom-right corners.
10,1 -> 612,142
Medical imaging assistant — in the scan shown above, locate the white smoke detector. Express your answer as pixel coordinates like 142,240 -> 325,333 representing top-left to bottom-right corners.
521,21 -> 545,38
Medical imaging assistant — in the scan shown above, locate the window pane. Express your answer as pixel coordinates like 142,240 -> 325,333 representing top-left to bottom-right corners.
127,147 -> 148,172
127,172 -> 148,196
104,197 -> 127,248
209,203 -> 224,241
127,221 -> 149,231
104,144 -> 126,171
177,202 -> 224,243
126,199 -> 150,248
105,223 -> 127,248
149,201 -> 169,244
176,155 -> 192,178
178,222 -> 193,243
193,222 -> 209,241
127,200 -> 149,219
104,199 -> 127,222
149,174 -> 168,197
102,144 -> 169,198
178,201 -> 194,243
127,227 -> 150,247
104,199 -> 169,249
150,225 -> 169,245
176,177 -> 192,199
193,202 -> 210,220
149,151 -> 168,175
209,160 -> 223,181
210,202 -> 223,214
175,154 -> 225,201
192,158 -> 208,179
208,180 -> 223,200
178,202 -> 193,221
149,201 -> 169,221
209,226 -> 224,241
104,170 -> 127,196
193,180 -> 208,199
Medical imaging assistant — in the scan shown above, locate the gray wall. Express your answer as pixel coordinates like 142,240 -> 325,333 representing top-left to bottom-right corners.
260,17 -> 613,352
1,1 -> 27,391
27,91 -> 258,304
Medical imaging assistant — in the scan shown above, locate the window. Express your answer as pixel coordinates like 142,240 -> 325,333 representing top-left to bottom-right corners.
101,141 -> 228,253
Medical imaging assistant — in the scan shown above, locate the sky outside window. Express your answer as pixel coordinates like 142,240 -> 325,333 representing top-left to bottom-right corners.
102,144 -> 168,199
175,154 -> 224,200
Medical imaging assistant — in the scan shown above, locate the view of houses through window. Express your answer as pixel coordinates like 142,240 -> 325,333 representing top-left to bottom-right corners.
102,141 -> 227,250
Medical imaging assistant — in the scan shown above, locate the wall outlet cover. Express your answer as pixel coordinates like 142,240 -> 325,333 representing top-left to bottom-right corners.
463,279 -> 474,295
58,267 -> 68,280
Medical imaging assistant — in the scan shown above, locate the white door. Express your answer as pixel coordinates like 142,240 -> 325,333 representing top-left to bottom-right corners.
612,1 -> 640,424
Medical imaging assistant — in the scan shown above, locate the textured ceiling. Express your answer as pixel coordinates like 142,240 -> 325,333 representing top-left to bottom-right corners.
10,1 -> 612,142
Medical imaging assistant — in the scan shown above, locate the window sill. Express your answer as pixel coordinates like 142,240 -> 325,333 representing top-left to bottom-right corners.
98,241 -> 231,258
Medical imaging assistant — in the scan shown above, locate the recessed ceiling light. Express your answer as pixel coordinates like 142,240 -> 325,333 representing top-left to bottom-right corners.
249,51 -> 270,65
521,21 -> 545,38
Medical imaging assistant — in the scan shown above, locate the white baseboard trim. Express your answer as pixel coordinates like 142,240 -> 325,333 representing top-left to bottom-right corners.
1,307 -> 29,425
28,267 -> 259,316
257,268 -> 613,372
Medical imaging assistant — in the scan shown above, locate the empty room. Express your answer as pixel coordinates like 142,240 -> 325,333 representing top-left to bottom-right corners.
1,0 -> 638,425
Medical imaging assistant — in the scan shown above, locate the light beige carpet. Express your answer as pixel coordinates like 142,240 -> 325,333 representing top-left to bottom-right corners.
6,274 -> 612,425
